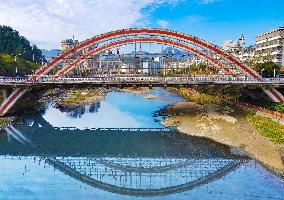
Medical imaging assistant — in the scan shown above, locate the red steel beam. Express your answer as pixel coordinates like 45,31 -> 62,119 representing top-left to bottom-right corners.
54,38 -> 237,78
32,28 -> 258,80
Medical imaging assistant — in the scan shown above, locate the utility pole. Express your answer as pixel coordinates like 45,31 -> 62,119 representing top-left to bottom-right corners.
134,42 -> 137,76
14,53 -> 21,77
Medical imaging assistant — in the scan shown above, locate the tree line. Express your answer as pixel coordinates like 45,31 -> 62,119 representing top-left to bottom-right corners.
0,25 -> 46,76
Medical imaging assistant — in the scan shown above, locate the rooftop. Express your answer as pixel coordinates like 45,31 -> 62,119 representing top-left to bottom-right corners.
256,27 -> 284,38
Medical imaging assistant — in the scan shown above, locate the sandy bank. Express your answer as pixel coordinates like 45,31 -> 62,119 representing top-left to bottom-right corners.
162,102 -> 284,175
120,87 -> 152,95
57,88 -> 106,108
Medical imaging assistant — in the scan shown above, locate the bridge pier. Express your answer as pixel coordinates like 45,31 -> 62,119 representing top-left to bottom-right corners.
0,86 -> 50,116
262,88 -> 284,103
2,88 -> 13,101
0,88 -> 27,116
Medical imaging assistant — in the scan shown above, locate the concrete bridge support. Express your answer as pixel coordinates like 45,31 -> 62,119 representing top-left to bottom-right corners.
2,88 -> 13,101
0,88 -> 27,116
262,88 -> 284,103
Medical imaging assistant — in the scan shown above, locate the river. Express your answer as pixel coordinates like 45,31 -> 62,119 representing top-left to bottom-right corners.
0,88 -> 283,200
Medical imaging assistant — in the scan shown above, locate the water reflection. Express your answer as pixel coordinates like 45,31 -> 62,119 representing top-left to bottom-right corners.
1,121 -> 245,197
58,102 -> 101,118
0,88 -> 283,199
42,89 -> 183,129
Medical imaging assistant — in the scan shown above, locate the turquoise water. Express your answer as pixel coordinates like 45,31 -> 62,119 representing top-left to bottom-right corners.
0,88 -> 283,200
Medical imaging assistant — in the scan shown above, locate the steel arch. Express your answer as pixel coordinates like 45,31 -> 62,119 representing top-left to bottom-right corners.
54,37 -> 237,78
31,28 -> 260,81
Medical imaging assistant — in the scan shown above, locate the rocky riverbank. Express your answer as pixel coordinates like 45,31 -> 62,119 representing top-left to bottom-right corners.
42,88 -> 107,109
0,117 -> 16,130
120,87 -> 152,95
161,89 -> 284,176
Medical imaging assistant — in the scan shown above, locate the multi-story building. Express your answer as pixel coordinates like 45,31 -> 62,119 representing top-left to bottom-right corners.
255,27 -> 284,66
61,39 -> 79,52
223,35 -> 255,64
223,34 -> 246,51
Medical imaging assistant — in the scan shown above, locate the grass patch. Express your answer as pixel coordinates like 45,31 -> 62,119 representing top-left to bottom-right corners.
247,114 -> 284,144
61,90 -> 103,104
169,87 -> 227,105
260,102 -> 284,114
0,118 -> 6,128
169,87 -> 284,144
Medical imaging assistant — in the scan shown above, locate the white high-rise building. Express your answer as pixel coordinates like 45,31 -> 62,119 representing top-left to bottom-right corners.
223,35 -> 255,63
255,27 -> 284,66
223,34 -> 246,51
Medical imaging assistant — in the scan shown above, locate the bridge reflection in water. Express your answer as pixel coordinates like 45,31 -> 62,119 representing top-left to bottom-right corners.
0,116 -> 246,197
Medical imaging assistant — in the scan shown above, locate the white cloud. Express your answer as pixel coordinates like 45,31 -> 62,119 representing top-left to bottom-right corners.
0,0 -> 180,49
198,0 -> 219,4
157,19 -> 170,28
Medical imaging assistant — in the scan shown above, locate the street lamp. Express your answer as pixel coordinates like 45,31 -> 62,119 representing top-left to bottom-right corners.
14,53 -> 21,77
273,68 -> 276,78
261,68 -> 264,77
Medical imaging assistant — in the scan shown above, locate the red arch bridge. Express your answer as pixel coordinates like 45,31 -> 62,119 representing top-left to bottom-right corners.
1,28 -> 284,116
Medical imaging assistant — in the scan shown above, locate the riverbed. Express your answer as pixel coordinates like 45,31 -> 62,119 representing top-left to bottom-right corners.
0,88 -> 283,200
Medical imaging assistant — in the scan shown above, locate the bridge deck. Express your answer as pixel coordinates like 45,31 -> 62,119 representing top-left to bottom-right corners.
1,77 -> 284,86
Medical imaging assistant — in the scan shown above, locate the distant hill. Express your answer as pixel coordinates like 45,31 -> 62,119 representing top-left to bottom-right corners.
0,25 -> 45,63
0,25 -> 45,76
41,49 -> 61,61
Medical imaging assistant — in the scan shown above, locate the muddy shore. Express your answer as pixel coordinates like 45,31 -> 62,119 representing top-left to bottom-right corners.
161,102 -> 284,175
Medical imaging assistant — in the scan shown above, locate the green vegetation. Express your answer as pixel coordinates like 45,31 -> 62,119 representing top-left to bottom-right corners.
253,61 -> 281,78
250,101 -> 284,114
60,90 -> 104,105
162,63 -> 218,76
247,114 -> 284,144
170,86 -> 284,145
0,25 -> 45,63
0,53 -> 39,76
169,87 -> 226,105
188,63 -> 218,75
0,118 -> 6,128
198,85 -> 247,100
263,103 -> 284,114
0,25 -> 46,76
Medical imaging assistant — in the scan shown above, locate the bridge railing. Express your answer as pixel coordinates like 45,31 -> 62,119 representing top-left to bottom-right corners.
0,76 -> 284,84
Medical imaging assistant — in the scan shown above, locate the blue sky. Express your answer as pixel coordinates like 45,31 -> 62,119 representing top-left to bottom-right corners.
146,0 -> 284,46
0,0 -> 283,49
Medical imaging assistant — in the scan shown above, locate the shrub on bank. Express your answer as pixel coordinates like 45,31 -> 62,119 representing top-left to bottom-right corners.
247,114 -> 284,144
169,87 -> 225,105
169,86 -> 284,145
0,118 -> 6,128
260,103 -> 284,114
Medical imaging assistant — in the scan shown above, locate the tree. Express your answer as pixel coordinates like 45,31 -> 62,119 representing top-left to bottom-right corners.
253,61 -> 281,78
0,25 -> 46,63
189,63 -> 218,75
0,54 -> 39,76
0,25 -> 46,76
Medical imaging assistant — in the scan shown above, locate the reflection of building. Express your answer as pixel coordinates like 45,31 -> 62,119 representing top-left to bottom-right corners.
61,102 -> 101,118
256,27 -> 284,66
69,106 -> 85,118
88,102 -> 101,113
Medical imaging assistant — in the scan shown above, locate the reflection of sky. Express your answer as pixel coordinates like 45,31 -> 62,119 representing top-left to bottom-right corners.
42,88 -> 182,129
0,157 -> 284,200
